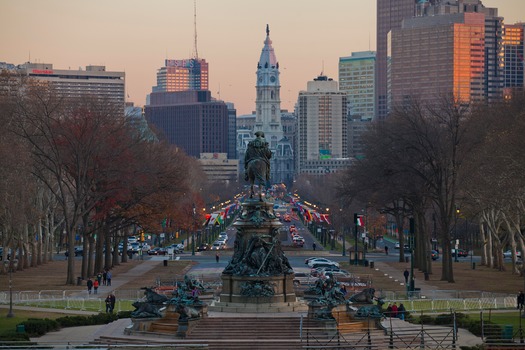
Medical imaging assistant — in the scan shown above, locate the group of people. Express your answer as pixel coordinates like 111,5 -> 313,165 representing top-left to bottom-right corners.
86,268 -> 113,295
105,293 -> 116,313
385,302 -> 406,320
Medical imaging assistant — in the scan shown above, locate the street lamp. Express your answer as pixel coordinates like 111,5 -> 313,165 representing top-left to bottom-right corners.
192,204 -> 196,256
3,259 -> 19,318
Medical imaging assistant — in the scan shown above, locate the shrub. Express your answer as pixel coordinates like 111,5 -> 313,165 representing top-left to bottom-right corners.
434,313 -> 454,325
418,315 -> 434,324
117,310 -> 132,318
20,318 -> 59,336
0,330 -> 30,342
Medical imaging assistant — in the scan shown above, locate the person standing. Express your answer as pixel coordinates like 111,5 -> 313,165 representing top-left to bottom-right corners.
97,272 -> 102,286
106,271 -> 112,286
105,294 -> 113,313
87,278 -> 93,295
216,252 -> 220,263
398,303 -> 406,320
385,246 -> 389,255
102,270 -> 107,286
391,302 -> 398,318
403,269 -> 409,284
517,291 -> 524,310
312,243 -> 316,251
93,279 -> 99,294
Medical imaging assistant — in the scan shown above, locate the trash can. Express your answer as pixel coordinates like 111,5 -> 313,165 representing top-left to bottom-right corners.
163,259 -> 168,267
502,325 -> 513,340
414,287 -> 421,298
424,272 -> 429,281
16,325 -> 25,333
472,262 -> 476,270
364,260 -> 369,267
370,261 -> 374,269
77,277 -> 82,286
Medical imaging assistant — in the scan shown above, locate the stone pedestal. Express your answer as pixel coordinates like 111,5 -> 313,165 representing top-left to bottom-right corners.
220,274 -> 296,304
213,198 -> 300,312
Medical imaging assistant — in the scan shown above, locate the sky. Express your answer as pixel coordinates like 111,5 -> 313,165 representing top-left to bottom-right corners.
1,0 -> 524,115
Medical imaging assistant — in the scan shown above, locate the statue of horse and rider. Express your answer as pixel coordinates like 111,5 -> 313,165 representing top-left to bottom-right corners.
244,131 -> 272,200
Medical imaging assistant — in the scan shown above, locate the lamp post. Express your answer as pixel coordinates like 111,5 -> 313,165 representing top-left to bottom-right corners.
4,259 -> 19,318
354,213 -> 358,265
192,204 -> 196,256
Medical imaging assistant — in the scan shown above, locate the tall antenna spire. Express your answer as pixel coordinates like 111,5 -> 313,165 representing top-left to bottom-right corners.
193,0 -> 199,59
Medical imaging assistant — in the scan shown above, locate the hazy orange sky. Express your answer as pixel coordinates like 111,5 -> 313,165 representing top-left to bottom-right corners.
1,0 -> 524,115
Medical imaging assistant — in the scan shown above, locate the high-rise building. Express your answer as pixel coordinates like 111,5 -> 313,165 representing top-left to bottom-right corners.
152,58 -> 208,93
4,62 -> 125,109
339,51 -> 376,120
503,23 -> 525,92
145,90 -> 230,158
390,12 -> 487,106
376,0 -> 417,119
388,0 -> 505,108
296,75 -> 349,175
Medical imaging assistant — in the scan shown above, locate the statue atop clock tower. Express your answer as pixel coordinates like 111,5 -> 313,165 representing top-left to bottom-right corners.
255,24 -> 283,150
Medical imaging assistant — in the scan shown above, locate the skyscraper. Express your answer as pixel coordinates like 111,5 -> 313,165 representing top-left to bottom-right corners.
152,58 -> 209,93
296,75 -> 349,175
389,0 -> 505,107
339,51 -> 376,120
376,0 -> 417,119
503,23 -> 525,92
145,90 -> 230,158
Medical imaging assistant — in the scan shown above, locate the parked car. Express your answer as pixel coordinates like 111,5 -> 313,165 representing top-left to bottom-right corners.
503,250 -> 522,259
307,258 -> 339,268
431,250 -> 440,260
304,257 -> 318,265
147,247 -> 167,255
311,265 -> 341,276
167,244 -> 184,254
65,246 -> 83,257
451,249 -> 468,258
293,272 -> 315,286
325,270 -> 352,279
395,242 -> 410,250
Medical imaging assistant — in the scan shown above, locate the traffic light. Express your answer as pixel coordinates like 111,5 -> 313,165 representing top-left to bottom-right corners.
140,231 -> 145,242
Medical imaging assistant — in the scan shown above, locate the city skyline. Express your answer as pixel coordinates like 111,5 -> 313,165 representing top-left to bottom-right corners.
1,0 -> 523,115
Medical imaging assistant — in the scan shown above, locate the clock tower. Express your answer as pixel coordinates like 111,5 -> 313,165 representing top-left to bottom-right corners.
255,25 -> 284,149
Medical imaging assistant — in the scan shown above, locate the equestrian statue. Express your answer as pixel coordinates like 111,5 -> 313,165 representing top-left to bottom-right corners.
244,131 -> 272,200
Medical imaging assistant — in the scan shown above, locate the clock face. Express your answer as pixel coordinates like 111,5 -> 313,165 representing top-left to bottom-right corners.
270,76 -> 276,83
258,76 -> 263,83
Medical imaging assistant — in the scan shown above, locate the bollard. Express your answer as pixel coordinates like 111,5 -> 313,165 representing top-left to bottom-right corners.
163,259 -> 168,267
472,262 -> 476,270
424,272 -> 429,281
370,261 -> 374,269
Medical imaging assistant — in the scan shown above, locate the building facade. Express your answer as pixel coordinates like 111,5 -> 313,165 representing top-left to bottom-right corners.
296,75 -> 350,175
153,58 -> 208,93
339,51 -> 376,120
8,62 -> 125,109
145,90 -> 230,158
503,23 -> 525,92
199,153 -> 239,182
390,12 -> 487,107
376,0 -> 418,119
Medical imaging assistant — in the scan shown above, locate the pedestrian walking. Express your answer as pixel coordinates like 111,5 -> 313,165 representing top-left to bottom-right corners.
384,246 -> 389,255
517,291 -> 524,310
216,252 -> 220,263
403,269 -> 409,284
102,270 -> 107,286
97,272 -> 102,286
106,271 -> 112,286
312,243 -> 316,251
93,279 -> 99,294
105,294 -> 114,313
87,278 -> 93,294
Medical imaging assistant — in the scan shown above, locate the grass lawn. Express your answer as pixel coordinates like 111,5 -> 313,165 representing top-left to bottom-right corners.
0,310 -> 64,337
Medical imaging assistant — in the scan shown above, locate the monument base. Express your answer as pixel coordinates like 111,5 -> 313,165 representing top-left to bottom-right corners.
219,274 -> 296,304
